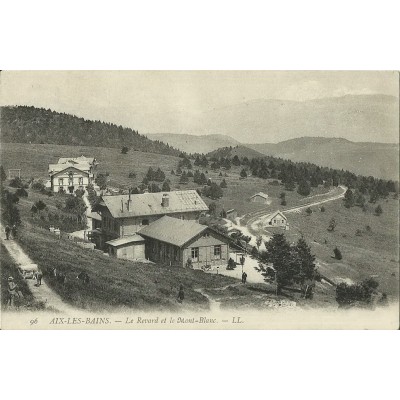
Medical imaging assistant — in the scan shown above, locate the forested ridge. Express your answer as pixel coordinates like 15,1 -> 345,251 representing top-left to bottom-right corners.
0,106 -> 183,157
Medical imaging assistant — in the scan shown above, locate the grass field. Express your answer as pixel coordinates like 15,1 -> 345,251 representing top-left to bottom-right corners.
1,142 -> 330,216
15,221 -> 238,312
268,198 -> 399,299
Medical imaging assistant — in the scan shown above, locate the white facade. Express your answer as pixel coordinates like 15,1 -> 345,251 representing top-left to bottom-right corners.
51,167 -> 93,193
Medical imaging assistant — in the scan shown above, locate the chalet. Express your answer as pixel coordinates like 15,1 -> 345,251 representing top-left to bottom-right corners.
96,190 -> 209,248
138,216 -> 230,268
265,210 -> 288,228
48,155 -> 97,193
250,192 -> 269,204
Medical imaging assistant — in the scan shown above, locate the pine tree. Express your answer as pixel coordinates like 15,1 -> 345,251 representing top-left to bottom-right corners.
162,180 -> 171,192
297,180 -> 311,196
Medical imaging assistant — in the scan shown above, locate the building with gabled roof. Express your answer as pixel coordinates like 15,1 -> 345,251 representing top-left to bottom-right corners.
265,210 -> 288,228
138,216 -> 230,268
250,192 -> 269,203
48,155 -> 97,194
97,190 -> 209,248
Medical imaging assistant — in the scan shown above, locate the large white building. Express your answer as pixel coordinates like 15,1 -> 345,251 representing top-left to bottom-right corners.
48,156 -> 98,193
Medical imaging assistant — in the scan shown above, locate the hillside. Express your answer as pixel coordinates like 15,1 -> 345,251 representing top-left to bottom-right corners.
182,94 -> 399,144
146,133 -> 240,154
0,106 -> 183,157
207,145 -> 265,159
245,137 -> 399,180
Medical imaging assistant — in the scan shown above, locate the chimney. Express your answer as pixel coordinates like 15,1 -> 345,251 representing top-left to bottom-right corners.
162,193 -> 169,207
127,189 -> 132,211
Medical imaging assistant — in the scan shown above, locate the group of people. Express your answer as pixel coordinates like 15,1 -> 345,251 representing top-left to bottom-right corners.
4,224 -> 18,240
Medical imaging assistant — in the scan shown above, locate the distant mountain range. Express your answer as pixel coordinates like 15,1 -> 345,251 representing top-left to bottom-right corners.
150,134 -> 399,180
246,137 -> 399,180
151,94 -> 399,144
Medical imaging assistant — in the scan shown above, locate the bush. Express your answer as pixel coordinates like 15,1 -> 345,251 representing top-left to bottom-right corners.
121,146 -> 129,154
333,247 -> 342,260
320,206 -> 325,212
9,177 -> 24,188
355,229 -> 362,236
336,278 -> 380,308
35,200 -> 47,211
128,172 -> 136,179
375,205 -> 383,216
281,199 -> 287,206
15,187 -> 28,197
305,207 -> 312,216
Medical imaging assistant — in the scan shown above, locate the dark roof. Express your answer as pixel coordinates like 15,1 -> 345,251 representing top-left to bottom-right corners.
101,190 -> 208,219
138,216 -> 208,247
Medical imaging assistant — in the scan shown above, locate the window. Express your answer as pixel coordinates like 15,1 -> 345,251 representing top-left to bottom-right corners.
191,247 -> 199,260
214,245 -> 221,258
59,178 -> 64,186
79,177 -> 83,185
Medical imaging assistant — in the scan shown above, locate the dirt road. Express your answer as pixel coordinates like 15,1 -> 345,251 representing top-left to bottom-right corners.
244,185 -> 347,233
1,223 -> 77,314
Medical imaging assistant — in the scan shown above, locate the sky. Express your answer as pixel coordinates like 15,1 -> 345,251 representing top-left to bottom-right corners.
1,70 -> 398,141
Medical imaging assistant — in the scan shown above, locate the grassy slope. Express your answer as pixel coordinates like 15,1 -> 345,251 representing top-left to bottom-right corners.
273,198 -> 399,298
16,221 -> 237,312
1,142 -> 330,216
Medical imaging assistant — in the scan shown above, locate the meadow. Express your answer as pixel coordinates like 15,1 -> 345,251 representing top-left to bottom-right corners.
1,142 -> 330,216
272,197 -> 399,299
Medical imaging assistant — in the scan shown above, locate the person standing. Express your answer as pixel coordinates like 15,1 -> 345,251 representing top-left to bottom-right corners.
7,277 -> 18,307
242,272 -> 247,284
11,224 -> 17,239
5,224 -> 11,240
177,285 -> 184,303
37,270 -> 43,286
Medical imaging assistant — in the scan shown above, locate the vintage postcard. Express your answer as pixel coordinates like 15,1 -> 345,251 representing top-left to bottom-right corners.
0,70 -> 398,329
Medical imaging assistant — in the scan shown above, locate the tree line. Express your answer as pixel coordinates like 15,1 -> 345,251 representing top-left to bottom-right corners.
1,106 -> 184,157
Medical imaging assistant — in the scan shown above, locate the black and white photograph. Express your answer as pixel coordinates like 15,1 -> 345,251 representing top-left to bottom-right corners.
0,70 -> 398,329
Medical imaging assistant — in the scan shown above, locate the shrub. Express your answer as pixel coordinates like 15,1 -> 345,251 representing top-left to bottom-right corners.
121,146 -> 129,154
355,229 -> 362,236
281,199 -> 287,206
128,172 -> 136,179
375,205 -> 383,216
320,206 -> 325,212
327,218 -> 336,232
306,207 -> 312,215
15,187 -> 28,197
9,177 -> 24,188
333,247 -> 342,260
35,200 -> 47,212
